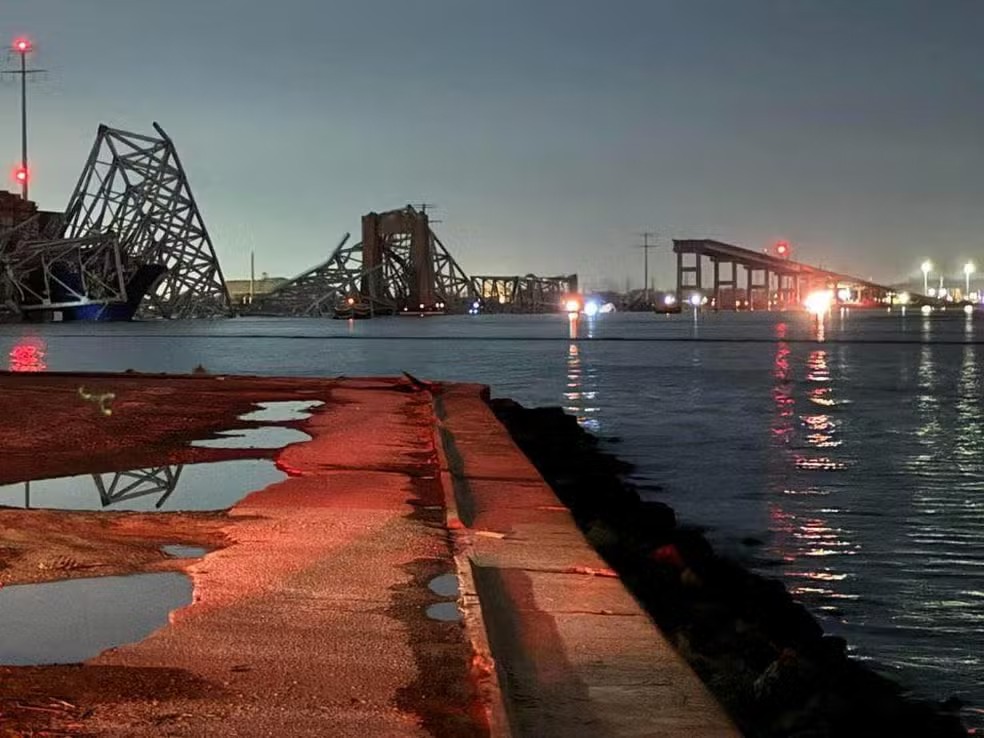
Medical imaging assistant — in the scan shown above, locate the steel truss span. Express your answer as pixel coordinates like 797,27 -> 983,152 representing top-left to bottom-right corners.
0,123 -> 231,320
62,123 -> 231,318
250,204 -> 576,318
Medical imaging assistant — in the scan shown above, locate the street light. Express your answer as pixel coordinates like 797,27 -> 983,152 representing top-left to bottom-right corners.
10,36 -> 35,200
921,260 -> 932,295
964,261 -> 975,297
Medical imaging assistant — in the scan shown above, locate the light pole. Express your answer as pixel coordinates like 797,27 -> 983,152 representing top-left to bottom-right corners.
921,260 -> 932,296
964,261 -> 974,298
7,37 -> 43,201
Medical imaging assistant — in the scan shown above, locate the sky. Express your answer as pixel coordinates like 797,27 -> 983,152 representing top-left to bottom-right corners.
2,0 -> 983,289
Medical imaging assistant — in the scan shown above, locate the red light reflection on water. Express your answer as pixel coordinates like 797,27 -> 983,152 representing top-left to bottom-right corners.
9,338 -> 47,372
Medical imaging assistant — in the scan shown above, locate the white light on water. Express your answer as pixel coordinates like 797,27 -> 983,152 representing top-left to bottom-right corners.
921,305 -> 933,315
689,294 -> 702,307
964,304 -> 974,316
583,300 -> 600,317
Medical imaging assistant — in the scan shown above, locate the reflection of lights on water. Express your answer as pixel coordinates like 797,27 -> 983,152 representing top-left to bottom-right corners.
9,338 -> 47,372
564,342 -> 600,432
794,456 -> 848,470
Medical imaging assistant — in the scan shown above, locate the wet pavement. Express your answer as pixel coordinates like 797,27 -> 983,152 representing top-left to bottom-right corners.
0,372 -> 738,737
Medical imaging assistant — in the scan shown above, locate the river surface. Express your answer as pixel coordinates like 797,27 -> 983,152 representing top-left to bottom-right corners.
1,310 -> 981,723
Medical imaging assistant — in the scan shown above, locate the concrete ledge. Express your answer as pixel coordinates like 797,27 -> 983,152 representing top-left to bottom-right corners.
434,384 -> 739,738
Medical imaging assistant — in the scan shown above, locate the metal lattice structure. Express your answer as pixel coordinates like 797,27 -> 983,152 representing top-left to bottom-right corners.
251,205 -> 576,318
60,123 -> 231,318
2,233 -> 127,314
0,123 -> 231,320
251,205 -> 477,317
248,234 -> 359,316
473,274 -> 579,313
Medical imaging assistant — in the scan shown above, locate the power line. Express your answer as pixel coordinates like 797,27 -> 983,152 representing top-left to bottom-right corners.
632,231 -> 659,305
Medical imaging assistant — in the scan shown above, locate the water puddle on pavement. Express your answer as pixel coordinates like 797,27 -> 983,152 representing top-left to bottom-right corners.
161,545 -> 208,558
238,400 -> 324,422
425,602 -> 461,622
0,573 -> 192,665
190,426 -> 311,449
428,573 -> 460,598
0,459 -> 285,512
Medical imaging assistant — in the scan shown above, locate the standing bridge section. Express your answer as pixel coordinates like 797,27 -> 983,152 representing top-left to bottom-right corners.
674,239 -> 903,310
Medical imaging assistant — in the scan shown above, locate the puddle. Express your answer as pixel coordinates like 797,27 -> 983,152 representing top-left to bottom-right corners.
190,426 -> 311,449
0,459 -> 285,512
428,573 -> 460,598
238,400 -> 324,422
161,545 -> 208,558
0,573 -> 192,665
426,602 -> 461,622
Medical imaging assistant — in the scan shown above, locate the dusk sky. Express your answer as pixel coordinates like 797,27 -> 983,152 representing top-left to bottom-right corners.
3,0 -> 983,289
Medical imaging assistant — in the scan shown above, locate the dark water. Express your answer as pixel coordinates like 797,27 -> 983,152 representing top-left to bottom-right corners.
0,573 -> 191,664
2,310 -> 982,720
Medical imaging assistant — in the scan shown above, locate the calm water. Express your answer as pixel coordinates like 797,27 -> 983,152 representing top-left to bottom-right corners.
0,573 -> 191,664
2,310 -> 982,721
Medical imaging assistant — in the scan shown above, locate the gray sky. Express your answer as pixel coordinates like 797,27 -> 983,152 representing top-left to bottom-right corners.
3,0 -> 983,289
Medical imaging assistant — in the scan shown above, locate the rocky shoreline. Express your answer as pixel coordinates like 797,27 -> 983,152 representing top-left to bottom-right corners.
491,399 -> 968,738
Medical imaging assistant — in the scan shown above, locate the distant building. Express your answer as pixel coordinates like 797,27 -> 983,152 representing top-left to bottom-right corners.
226,275 -> 289,306
0,190 -> 37,233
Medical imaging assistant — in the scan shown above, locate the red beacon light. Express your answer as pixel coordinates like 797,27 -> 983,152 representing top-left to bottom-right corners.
12,37 -> 31,53
775,240 -> 790,259
13,165 -> 29,184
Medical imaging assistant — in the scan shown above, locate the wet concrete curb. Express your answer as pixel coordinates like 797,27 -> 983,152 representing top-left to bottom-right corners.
432,383 -> 739,737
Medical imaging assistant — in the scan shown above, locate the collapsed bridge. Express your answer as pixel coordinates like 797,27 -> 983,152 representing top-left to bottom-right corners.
0,123 -> 231,321
0,126 -> 575,321
248,205 -> 578,317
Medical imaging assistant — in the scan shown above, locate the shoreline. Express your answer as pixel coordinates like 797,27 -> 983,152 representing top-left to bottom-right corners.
0,370 -> 970,736
491,398 -> 969,738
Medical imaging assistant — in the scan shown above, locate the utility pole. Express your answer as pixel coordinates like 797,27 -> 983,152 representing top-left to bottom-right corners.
414,203 -> 441,224
633,232 -> 658,306
3,37 -> 45,200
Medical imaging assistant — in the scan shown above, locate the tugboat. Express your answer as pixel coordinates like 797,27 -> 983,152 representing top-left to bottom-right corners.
331,296 -> 375,319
